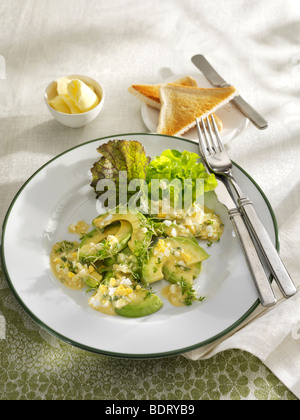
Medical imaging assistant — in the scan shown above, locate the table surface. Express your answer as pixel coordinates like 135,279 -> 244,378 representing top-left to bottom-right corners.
0,0 -> 299,400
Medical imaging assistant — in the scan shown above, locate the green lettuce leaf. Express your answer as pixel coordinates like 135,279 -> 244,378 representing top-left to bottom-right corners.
90,140 -> 151,205
90,142 -> 217,212
145,149 -> 218,208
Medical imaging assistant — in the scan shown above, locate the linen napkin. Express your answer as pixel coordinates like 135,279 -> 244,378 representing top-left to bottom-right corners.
183,206 -> 300,399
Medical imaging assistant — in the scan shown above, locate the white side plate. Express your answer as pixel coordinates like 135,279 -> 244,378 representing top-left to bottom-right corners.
141,73 -> 248,144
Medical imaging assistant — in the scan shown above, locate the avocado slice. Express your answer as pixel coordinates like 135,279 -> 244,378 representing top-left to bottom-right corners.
141,246 -> 165,284
80,223 -> 119,248
114,290 -> 163,318
79,221 -> 132,263
93,210 -> 152,255
142,237 -> 209,285
83,271 -> 103,289
162,261 -> 202,284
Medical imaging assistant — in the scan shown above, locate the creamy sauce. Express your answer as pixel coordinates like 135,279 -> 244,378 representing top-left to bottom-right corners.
68,220 -> 90,236
89,294 -> 116,316
158,203 -> 224,242
89,287 -> 147,316
161,284 -> 185,307
49,206 -> 219,316
50,242 -> 84,290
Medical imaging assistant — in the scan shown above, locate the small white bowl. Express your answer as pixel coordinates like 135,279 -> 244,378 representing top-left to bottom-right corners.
45,74 -> 105,128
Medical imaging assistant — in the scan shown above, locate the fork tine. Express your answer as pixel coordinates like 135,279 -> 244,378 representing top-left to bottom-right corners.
201,117 -> 215,155
196,118 -> 212,173
196,118 -> 207,156
205,116 -> 219,153
210,114 -> 225,152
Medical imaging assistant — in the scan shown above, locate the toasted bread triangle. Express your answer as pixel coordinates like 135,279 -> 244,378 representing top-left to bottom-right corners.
157,84 -> 237,136
128,76 -> 198,109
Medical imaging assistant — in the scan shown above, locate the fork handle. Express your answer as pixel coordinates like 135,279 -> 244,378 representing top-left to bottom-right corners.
228,208 -> 277,307
238,197 -> 297,298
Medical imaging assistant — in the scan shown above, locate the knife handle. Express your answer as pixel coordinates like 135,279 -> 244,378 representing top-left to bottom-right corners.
238,197 -> 297,298
228,208 -> 277,307
232,96 -> 268,130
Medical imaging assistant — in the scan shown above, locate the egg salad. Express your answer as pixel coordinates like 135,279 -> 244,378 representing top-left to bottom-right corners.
156,202 -> 224,242
50,203 -> 223,319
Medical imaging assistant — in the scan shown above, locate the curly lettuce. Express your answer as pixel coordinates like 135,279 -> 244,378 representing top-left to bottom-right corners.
90,142 -> 217,211
90,140 -> 151,206
145,149 -> 218,208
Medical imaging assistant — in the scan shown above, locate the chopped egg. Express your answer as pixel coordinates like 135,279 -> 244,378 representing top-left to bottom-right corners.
157,202 -> 224,242
115,284 -> 134,296
108,287 -> 116,296
99,285 -> 108,293
120,278 -> 132,287
177,260 -> 186,267
107,235 -> 119,247
155,239 -> 166,254
109,278 -> 117,287
170,228 -> 177,237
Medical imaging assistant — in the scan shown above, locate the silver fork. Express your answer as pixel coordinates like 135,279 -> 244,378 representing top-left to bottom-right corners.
196,116 -> 297,300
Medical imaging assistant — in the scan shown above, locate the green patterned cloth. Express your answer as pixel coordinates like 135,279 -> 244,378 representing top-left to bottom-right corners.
0,267 -> 297,400
1,0 -> 300,402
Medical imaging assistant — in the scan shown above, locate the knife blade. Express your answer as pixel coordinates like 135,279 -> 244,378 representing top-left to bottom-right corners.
191,54 -> 268,130
214,176 -> 276,307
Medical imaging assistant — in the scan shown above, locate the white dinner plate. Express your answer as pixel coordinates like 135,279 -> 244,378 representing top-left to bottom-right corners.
141,73 -> 248,144
1,133 -> 278,358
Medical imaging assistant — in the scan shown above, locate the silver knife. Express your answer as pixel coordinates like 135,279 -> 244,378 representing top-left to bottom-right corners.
192,54 -> 268,130
213,176 -> 276,307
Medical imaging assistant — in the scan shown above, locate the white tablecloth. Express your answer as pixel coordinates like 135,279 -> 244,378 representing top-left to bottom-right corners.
1,0 -> 300,399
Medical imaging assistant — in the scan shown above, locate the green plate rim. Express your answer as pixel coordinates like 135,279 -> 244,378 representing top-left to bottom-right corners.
0,132 -> 279,359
